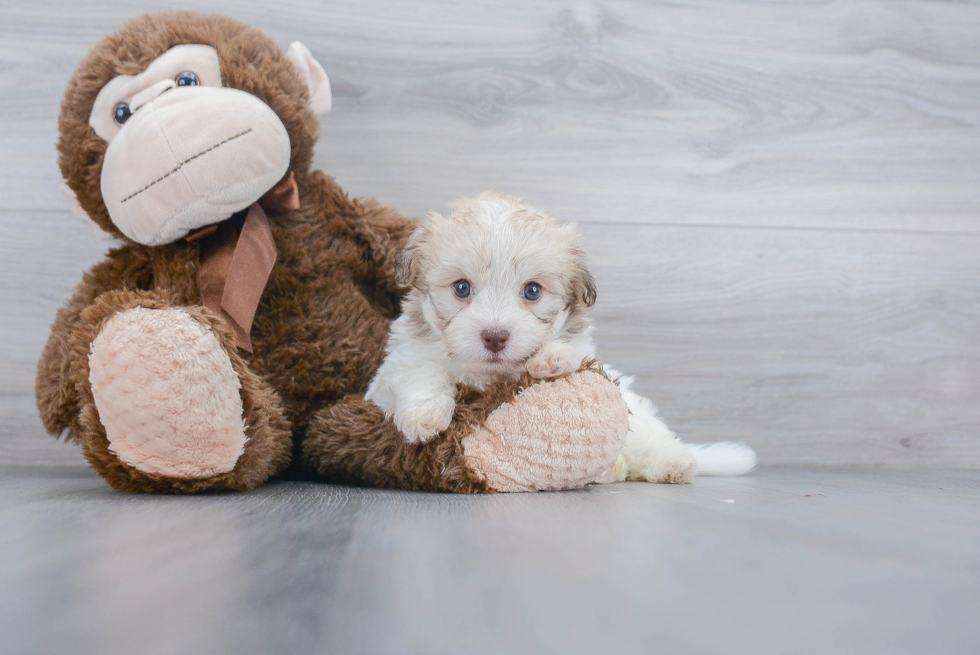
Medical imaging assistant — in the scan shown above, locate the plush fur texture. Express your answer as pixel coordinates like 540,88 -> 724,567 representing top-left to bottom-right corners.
307,361 -> 626,493
61,290 -> 293,493
89,307 -> 247,477
461,367 -> 628,492
36,12 -> 630,493
58,13 -> 319,240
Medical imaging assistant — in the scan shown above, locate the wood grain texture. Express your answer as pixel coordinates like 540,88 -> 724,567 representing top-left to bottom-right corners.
1,0 -> 979,467
0,398 -> 86,467
582,221 -> 980,468
1,0 -> 979,230
2,466 -> 978,655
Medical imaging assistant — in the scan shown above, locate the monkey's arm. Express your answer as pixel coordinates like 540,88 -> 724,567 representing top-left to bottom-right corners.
305,363 -> 629,493
349,197 -> 417,315
303,172 -> 416,315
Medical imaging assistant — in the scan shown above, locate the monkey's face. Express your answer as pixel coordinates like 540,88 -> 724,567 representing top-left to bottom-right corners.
90,44 -> 292,245
59,14 -> 331,245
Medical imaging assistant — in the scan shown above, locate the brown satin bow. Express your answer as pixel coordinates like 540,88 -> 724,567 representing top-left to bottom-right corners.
186,172 -> 300,352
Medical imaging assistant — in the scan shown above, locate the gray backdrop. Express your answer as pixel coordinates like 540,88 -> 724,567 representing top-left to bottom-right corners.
2,0 -> 979,468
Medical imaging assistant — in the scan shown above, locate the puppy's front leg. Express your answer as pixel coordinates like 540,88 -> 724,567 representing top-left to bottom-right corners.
366,316 -> 457,443
366,325 -> 457,442
392,376 -> 457,443
369,365 -> 456,443
526,341 -> 582,379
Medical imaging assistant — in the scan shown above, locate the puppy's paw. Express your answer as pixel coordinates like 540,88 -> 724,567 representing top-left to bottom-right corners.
593,452 -> 629,484
635,446 -> 697,484
659,456 -> 697,484
394,395 -> 456,443
526,342 -> 580,379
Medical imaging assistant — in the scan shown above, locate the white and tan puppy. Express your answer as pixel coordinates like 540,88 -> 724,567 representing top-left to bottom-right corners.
366,191 -> 756,483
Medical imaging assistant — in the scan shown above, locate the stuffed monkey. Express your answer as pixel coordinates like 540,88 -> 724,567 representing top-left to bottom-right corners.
36,12 -> 628,493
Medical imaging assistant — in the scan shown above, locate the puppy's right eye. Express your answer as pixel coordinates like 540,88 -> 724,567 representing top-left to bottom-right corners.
452,279 -> 472,299
522,282 -> 542,302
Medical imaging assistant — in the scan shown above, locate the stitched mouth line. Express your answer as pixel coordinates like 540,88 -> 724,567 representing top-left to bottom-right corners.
120,128 -> 253,204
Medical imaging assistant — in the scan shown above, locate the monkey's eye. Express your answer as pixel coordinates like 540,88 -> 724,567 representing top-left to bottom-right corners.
452,280 -> 472,299
112,102 -> 132,125
522,282 -> 542,302
175,71 -> 200,87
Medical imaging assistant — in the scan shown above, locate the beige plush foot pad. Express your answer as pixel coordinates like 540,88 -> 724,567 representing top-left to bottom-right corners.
88,307 -> 246,479
461,371 -> 629,492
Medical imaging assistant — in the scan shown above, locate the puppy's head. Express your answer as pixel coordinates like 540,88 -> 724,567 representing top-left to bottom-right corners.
399,191 -> 596,378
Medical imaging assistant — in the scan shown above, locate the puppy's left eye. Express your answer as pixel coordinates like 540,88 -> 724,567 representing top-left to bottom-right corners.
522,282 -> 542,302
453,279 -> 472,299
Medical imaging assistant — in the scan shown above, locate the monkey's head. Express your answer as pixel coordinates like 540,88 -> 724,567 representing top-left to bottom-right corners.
58,12 -> 332,245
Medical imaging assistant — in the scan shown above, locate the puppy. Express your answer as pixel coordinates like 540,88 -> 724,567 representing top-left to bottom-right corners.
366,191 -> 756,483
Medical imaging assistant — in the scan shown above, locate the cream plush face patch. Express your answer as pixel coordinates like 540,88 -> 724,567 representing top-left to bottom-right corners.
90,44 -> 291,246
89,45 -> 224,141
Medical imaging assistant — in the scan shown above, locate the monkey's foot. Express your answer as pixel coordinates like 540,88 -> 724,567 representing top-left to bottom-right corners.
88,307 -> 246,479
461,370 -> 629,492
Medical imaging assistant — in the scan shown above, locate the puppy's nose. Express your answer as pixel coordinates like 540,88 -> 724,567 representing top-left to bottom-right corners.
481,328 -> 510,354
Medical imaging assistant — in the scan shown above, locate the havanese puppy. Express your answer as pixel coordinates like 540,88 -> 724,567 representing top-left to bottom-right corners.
366,191 -> 756,483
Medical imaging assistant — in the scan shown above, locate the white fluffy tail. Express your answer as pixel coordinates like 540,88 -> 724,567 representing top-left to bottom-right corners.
688,442 -> 758,476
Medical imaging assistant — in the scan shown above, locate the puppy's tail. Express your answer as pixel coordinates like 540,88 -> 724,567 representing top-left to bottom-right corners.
688,442 -> 757,477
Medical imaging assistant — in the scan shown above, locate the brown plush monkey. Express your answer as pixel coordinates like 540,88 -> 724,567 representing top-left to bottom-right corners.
36,12 -> 628,494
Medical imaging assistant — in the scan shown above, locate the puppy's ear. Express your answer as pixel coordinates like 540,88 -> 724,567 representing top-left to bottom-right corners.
571,259 -> 598,308
397,220 -> 429,287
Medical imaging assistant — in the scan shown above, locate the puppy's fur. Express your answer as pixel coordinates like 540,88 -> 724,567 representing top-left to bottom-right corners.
367,191 -> 754,483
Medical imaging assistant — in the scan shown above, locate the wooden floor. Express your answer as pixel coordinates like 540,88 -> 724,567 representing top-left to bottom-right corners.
1,465 -> 978,655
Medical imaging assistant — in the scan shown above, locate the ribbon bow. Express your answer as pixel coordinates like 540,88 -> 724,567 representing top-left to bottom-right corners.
186,172 -> 300,352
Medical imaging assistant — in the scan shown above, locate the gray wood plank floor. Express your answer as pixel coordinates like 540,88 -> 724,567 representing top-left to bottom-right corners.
3,0 -> 979,467
2,465 -> 978,655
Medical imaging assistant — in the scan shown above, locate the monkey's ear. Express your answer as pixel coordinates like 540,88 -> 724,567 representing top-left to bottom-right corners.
286,41 -> 332,115
60,184 -> 115,239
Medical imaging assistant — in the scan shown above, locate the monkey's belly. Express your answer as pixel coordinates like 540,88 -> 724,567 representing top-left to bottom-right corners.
248,276 -> 393,430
